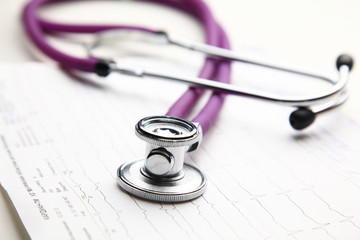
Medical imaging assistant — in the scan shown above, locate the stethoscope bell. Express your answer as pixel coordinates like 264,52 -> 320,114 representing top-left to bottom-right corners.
117,116 -> 207,202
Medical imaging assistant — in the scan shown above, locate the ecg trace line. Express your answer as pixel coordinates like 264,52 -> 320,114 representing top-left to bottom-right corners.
56,128 -> 112,240
253,162 -> 338,239
34,76 -> 135,239
58,85 -> 139,239
201,195 -> 244,240
159,203 -> 193,240
188,154 -> 248,239
130,196 -> 166,240
293,134 -> 360,232
16,74 -> 109,240
73,120 -> 134,239
190,200 -> 225,240
172,203 -> 202,240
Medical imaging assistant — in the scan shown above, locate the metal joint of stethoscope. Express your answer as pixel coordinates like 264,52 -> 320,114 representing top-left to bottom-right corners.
117,116 -> 206,202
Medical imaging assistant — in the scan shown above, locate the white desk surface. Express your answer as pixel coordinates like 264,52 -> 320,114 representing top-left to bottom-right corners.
1,0 -> 360,239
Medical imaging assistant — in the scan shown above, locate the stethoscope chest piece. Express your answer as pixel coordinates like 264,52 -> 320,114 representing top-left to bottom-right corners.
117,116 -> 206,202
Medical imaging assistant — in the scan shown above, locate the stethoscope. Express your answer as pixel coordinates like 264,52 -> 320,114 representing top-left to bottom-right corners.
23,0 -> 353,202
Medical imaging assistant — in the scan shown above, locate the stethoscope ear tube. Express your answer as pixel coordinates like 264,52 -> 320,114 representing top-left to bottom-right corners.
90,29 -> 352,83
87,28 -> 353,130
107,57 -> 352,130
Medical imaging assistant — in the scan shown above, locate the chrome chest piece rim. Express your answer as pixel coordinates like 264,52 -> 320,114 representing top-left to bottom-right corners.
117,160 -> 206,202
117,116 -> 206,202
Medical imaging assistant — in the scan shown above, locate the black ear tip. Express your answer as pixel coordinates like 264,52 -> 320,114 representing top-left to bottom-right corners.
154,30 -> 167,36
289,108 -> 316,130
336,54 -> 354,71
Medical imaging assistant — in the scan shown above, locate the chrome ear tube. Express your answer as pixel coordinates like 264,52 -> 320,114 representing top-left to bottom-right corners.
90,30 -> 353,130
117,116 -> 206,202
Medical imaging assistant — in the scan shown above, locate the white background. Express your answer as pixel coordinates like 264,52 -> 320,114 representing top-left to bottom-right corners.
1,0 -> 360,239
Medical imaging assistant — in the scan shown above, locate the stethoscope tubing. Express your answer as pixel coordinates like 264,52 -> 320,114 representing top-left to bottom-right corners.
110,63 -> 349,107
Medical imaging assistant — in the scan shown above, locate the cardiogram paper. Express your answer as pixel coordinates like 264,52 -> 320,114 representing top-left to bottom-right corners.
1,61 -> 360,240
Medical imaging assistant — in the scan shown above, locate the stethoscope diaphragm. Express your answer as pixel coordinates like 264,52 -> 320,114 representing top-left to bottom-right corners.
117,116 -> 206,202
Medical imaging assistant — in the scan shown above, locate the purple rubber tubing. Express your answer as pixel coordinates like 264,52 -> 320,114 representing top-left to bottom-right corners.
22,0 -> 231,135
